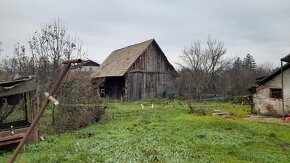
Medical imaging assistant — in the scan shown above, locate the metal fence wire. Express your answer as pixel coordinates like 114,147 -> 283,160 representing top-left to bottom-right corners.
0,90 -> 37,133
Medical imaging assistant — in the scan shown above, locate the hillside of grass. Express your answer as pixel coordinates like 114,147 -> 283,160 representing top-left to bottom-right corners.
1,100 -> 290,162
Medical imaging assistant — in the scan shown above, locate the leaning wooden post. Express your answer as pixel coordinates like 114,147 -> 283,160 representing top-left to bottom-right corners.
9,59 -> 82,163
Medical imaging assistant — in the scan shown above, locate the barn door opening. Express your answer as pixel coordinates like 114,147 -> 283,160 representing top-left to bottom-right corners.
104,77 -> 125,100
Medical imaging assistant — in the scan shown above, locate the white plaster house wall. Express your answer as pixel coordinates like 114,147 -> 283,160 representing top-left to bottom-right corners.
79,66 -> 99,72
253,67 -> 290,116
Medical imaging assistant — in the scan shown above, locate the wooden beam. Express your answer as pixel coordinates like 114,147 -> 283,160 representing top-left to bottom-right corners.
0,79 -> 36,97
0,133 -> 25,147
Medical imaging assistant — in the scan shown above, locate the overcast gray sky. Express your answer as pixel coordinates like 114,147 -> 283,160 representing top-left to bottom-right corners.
0,0 -> 289,67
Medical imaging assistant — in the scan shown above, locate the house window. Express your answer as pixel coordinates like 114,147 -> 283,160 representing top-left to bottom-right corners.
270,88 -> 283,99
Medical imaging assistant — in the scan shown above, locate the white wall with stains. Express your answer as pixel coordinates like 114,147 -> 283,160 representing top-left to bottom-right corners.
253,68 -> 290,116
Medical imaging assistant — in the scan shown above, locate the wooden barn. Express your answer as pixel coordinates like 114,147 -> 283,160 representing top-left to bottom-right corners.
90,39 -> 177,101
0,77 -> 38,147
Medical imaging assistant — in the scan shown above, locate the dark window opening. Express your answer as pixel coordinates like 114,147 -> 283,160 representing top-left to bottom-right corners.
270,88 -> 283,99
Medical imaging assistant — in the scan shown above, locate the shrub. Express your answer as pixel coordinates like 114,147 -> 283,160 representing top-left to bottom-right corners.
53,105 -> 105,133
229,96 -> 249,104
190,107 -> 208,115
47,71 -> 106,133
188,102 -> 208,115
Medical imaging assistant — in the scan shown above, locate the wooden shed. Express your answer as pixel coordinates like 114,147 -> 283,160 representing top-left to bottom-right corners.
90,39 -> 177,101
0,77 -> 38,147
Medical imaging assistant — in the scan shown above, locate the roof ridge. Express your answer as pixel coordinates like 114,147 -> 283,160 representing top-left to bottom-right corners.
90,39 -> 156,78
112,39 -> 154,54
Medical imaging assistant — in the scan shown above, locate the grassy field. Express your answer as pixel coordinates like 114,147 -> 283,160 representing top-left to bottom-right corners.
0,100 -> 290,162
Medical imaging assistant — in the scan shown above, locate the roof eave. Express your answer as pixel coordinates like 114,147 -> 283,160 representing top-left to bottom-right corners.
257,63 -> 290,85
281,53 -> 290,62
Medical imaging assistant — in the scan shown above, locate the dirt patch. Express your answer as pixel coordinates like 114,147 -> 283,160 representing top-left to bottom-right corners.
281,144 -> 290,150
245,115 -> 290,126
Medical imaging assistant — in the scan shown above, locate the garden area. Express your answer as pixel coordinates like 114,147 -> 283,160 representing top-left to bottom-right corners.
0,99 -> 289,162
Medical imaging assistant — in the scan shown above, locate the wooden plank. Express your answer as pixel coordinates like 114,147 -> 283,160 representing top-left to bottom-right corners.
0,138 -> 22,146
0,133 -> 25,142
0,78 -> 31,85
0,79 -> 36,97
0,133 -> 25,147
129,70 -> 170,74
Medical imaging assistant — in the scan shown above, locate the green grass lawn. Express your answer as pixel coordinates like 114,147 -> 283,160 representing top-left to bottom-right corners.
0,100 -> 289,163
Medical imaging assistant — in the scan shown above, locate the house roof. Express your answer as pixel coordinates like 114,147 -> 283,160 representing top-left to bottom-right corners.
90,39 -> 155,78
83,60 -> 100,67
257,63 -> 290,85
281,53 -> 290,62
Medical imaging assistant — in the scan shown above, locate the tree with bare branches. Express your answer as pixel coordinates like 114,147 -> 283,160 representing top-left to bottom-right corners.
1,19 -> 102,132
0,42 -> 3,56
27,18 -> 86,124
28,18 -> 85,84
178,37 -> 230,113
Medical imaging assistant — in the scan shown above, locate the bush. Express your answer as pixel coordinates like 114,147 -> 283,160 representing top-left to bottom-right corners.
53,105 -> 105,133
190,107 -> 208,115
229,96 -> 249,104
48,71 -> 106,133
188,102 -> 208,115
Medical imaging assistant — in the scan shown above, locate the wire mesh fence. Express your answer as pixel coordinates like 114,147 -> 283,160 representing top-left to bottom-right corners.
1,93 -> 37,132
0,78 -> 38,135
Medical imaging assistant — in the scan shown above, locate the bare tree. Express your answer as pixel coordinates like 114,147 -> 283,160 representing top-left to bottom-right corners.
1,19 -> 85,82
178,37 -> 230,112
0,19 -> 102,131
27,18 -> 86,124
0,42 -> 3,56
29,18 -> 85,83
0,56 -> 19,80
0,42 -> 5,80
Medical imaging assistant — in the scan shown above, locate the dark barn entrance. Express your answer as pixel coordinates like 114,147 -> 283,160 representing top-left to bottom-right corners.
104,77 -> 125,100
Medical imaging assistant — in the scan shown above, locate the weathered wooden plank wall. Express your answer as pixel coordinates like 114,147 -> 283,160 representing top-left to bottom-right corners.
25,90 -> 37,123
125,42 -> 175,101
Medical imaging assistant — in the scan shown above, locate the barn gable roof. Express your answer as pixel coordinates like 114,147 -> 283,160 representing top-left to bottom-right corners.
91,39 -> 169,78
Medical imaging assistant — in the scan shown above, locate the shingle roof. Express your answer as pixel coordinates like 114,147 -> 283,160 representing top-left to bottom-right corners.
90,39 -> 154,78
